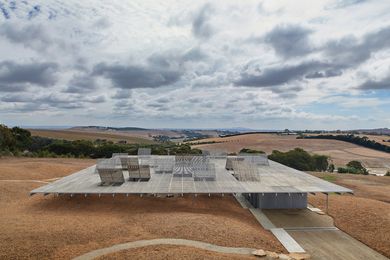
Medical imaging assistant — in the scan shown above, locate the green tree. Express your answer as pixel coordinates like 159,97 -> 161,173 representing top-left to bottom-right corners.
11,127 -> 32,150
0,124 -> 16,152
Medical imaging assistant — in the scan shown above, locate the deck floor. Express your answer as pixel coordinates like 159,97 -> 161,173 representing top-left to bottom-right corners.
31,157 -> 352,195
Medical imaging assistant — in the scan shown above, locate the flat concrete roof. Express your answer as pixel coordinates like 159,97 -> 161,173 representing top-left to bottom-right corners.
31,156 -> 352,195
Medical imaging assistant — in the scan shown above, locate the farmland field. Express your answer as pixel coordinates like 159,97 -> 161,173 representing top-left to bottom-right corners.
29,129 -> 155,144
191,133 -> 390,173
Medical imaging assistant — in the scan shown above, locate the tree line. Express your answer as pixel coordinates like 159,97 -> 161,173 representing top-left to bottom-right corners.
0,124 -> 202,158
298,134 -> 390,153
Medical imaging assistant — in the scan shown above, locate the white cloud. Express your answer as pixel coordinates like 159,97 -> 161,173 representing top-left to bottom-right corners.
0,0 -> 389,129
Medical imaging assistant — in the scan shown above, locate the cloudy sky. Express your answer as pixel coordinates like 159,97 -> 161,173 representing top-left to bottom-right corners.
0,0 -> 389,129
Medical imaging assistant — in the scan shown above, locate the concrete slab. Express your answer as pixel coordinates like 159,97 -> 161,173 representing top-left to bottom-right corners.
289,230 -> 388,260
271,228 -> 306,253
263,209 -> 334,228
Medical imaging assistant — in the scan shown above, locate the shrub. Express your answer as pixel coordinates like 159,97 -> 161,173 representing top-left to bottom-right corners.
268,148 -> 329,171
239,148 -> 265,154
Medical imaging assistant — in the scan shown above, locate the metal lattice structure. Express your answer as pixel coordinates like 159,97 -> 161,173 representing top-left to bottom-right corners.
154,157 -> 175,174
238,153 -> 269,166
231,160 -> 260,182
31,155 -> 353,195
96,158 -> 125,186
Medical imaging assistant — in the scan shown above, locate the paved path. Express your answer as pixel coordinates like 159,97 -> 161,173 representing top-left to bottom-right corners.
234,195 -> 305,254
73,238 -> 257,260
271,228 -> 305,253
249,208 -> 276,230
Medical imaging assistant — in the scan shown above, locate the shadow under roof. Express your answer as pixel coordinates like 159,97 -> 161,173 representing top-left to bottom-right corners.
31,156 -> 352,195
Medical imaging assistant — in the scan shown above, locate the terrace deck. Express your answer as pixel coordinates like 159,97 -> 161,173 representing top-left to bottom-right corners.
30,156 -> 352,195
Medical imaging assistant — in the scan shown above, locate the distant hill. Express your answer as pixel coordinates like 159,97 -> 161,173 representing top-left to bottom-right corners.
353,128 -> 390,135
70,126 -> 148,131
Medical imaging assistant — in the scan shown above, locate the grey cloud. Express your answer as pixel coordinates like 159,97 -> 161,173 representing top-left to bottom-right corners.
264,24 -> 313,58
187,97 -> 201,103
0,84 -> 27,92
0,23 -> 52,51
93,63 -> 182,89
147,47 -> 208,69
156,97 -> 171,103
327,0 -> 366,9
64,75 -> 97,93
112,89 -> 132,99
90,95 -> 106,103
182,47 -> 208,61
1,93 -> 31,102
238,25 -> 390,88
357,76 -> 390,90
0,61 -> 58,86
192,4 -> 214,39
324,26 -> 390,67
235,61 -> 337,87
2,93 -> 105,112
305,69 -> 342,78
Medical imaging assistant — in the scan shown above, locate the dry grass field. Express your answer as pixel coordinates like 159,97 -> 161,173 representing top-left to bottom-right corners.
29,129 -> 155,144
191,133 -> 390,170
0,157 -> 284,260
309,173 -> 390,257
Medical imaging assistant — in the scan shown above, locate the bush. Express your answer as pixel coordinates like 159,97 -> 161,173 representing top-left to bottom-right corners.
338,162 -> 368,175
385,171 -> 390,176
239,148 -> 265,154
337,167 -> 359,174
268,148 -> 329,171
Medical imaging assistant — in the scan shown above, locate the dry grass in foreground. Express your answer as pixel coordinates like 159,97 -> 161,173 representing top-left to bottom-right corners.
0,158 -> 284,260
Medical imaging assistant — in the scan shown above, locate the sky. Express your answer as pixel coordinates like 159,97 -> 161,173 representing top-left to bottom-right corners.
0,0 -> 389,130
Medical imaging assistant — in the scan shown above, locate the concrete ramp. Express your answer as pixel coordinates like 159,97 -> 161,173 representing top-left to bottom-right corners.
271,228 -> 305,253
249,208 -> 275,230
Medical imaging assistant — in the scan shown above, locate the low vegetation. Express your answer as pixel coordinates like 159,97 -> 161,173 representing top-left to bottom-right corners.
298,134 -> 390,153
0,125 -> 202,158
268,148 -> 329,171
337,160 -> 369,175
239,148 -> 266,154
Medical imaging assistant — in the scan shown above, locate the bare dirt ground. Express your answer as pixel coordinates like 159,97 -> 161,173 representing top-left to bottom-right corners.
192,133 -> 390,169
29,129 -> 155,144
0,157 -> 95,180
0,158 -> 284,259
307,173 -> 390,259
